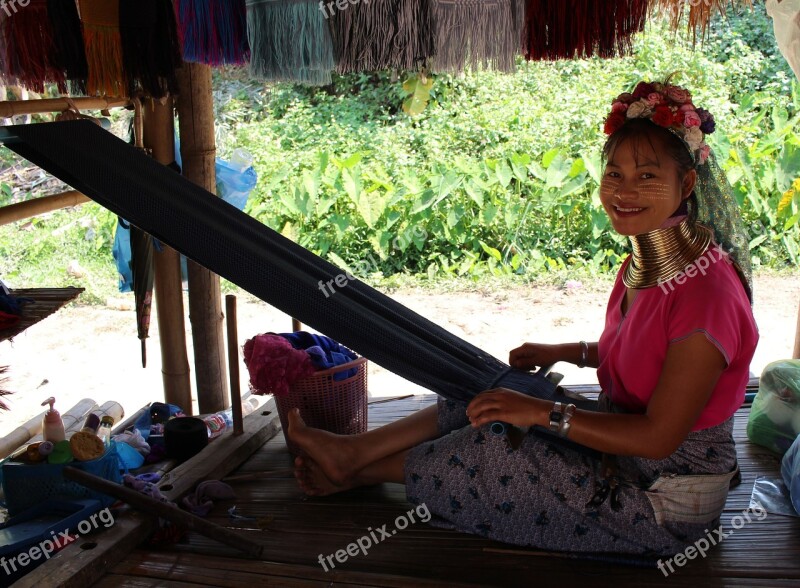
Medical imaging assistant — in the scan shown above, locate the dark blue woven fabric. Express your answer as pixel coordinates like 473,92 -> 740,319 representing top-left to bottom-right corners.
5,121 -> 596,422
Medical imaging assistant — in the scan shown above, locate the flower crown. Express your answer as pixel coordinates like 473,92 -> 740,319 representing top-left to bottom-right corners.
603,81 -> 716,166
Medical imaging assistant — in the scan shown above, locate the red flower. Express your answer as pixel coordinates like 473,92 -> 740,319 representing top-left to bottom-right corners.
652,106 -> 674,128
604,113 -> 627,135
673,110 -> 685,126
632,82 -> 656,99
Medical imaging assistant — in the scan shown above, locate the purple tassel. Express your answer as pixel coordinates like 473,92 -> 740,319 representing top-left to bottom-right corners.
176,0 -> 249,65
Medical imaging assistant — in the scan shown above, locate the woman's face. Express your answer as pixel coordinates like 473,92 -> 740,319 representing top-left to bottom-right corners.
600,134 -> 696,236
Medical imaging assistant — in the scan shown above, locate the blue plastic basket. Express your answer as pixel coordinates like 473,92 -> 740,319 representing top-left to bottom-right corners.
1,445 -> 122,517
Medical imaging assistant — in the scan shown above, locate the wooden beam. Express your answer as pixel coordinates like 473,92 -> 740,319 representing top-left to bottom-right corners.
0,96 -> 129,118
142,97 -> 193,413
175,62 -> 228,414
0,190 -> 90,225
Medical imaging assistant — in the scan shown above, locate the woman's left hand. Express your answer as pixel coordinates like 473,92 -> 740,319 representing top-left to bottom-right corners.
466,388 -> 545,429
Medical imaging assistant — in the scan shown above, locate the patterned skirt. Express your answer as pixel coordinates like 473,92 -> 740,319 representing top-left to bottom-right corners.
404,396 -> 737,556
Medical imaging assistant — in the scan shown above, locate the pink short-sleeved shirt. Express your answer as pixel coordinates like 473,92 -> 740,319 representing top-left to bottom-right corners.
597,244 -> 759,431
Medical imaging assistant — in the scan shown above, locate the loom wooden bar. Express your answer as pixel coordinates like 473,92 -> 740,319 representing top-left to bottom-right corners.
0,190 -> 90,225
143,96 -> 193,412
159,399 -> 281,501
175,62 -> 228,414
0,96 -> 129,118
226,295 -> 244,435
62,467 -> 266,559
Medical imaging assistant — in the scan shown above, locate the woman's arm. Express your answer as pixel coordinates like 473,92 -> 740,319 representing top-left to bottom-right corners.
467,331 -> 726,460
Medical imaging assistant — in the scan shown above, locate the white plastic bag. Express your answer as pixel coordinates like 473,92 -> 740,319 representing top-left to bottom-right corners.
767,0 -> 800,82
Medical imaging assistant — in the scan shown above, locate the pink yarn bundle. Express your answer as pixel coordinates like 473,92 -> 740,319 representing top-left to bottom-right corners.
243,333 -> 315,396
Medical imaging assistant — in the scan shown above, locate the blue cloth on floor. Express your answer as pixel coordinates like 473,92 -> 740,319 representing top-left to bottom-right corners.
279,331 -> 358,380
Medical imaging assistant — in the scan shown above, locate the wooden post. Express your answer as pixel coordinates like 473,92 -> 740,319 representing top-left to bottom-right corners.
794,300 -> 800,359
226,295 -> 244,435
142,97 -> 194,413
175,63 -> 228,414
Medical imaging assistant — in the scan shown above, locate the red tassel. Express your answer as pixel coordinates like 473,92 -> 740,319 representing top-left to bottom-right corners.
78,0 -> 128,97
524,0 -> 648,61
5,0 -> 66,93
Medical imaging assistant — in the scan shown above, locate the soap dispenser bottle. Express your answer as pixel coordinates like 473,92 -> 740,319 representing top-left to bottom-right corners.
41,397 -> 66,443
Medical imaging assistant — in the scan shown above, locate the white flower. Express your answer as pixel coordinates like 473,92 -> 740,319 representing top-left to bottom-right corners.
684,127 -> 704,151
626,100 -> 652,119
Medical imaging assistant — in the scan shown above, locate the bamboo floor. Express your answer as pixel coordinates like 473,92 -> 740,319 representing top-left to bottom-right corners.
96,392 -> 800,588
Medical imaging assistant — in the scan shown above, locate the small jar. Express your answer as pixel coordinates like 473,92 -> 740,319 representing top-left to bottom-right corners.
80,413 -> 100,434
97,416 -> 114,447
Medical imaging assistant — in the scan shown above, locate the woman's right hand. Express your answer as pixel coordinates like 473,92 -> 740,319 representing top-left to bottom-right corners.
508,343 -> 565,371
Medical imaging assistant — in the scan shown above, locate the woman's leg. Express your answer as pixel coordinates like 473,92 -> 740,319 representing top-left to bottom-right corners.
295,449 -> 409,496
288,403 -> 439,486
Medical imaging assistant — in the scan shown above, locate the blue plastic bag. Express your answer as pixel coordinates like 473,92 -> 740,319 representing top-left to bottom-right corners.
781,434 -> 800,515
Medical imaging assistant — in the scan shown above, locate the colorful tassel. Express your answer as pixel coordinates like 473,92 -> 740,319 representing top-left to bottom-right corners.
524,0 -> 648,61
176,0 -> 250,65
246,0 -> 335,85
78,0 -> 128,96
327,0 -> 435,74
119,0 -> 182,98
4,0 -> 67,93
651,0 -> 752,41
432,0 -> 518,73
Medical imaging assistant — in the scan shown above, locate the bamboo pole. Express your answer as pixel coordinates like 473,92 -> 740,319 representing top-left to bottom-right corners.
0,410 -> 44,459
175,63 -> 228,414
142,97 -> 194,413
226,295 -> 244,435
0,96 -> 129,118
794,300 -> 800,359
0,190 -> 90,226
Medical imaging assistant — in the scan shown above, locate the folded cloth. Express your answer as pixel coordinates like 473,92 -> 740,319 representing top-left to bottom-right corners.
280,331 -> 358,380
244,333 -> 315,395
182,479 -> 237,517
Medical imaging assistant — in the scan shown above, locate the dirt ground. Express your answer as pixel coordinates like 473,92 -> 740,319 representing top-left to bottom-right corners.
1,273 -> 798,439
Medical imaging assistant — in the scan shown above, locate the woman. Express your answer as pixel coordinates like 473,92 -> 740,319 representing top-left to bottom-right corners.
288,79 -> 759,556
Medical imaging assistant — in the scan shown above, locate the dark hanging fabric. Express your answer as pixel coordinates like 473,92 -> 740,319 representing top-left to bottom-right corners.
432,0 -> 517,73
78,0 -> 128,96
47,0 -> 89,95
327,0 -> 435,74
246,0 -> 335,86
524,0 -> 648,61
0,8 -> 12,84
5,121 -> 600,456
4,0 -> 67,93
175,0 -> 250,66
119,0 -> 182,98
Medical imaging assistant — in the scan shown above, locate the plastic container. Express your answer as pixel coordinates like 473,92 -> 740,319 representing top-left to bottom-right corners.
97,416 -> 114,447
41,397 -> 66,443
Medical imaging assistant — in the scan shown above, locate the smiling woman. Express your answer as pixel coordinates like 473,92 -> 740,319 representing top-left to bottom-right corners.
286,79 -> 760,560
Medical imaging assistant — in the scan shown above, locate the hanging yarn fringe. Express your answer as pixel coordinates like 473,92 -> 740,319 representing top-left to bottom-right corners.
176,0 -> 250,66
119,0 -> 182,98
4,0 -> 67,93
78,0 -> 128,96
0,10 -> 9,85
524,0 -> 648,61
47,0 -> 89,95
327,0 -> 435,74
651,0 -> 752,41
432,0 -> 517,73
246,0 -> 334,86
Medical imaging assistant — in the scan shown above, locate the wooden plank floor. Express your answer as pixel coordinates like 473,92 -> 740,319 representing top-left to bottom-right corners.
97,394 -> 800,587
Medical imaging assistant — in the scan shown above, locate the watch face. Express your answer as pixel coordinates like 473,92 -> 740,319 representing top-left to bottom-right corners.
550,412 -> 563,423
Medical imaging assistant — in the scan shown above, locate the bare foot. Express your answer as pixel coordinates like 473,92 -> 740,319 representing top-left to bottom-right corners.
287,408 -> 359,485
293,456 -> 358,496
